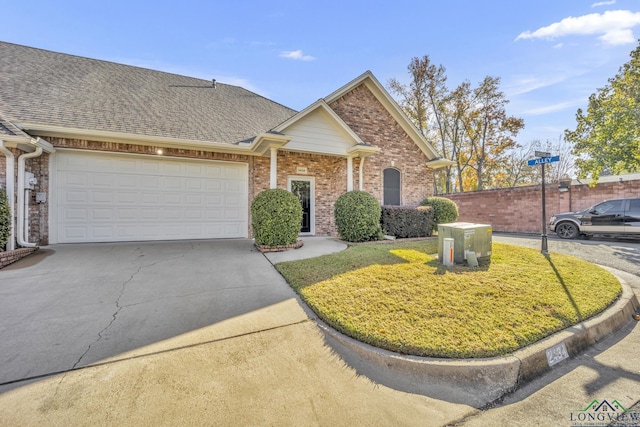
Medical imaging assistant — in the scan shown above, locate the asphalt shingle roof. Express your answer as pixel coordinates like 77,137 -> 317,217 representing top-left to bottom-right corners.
0,42 -> 297,144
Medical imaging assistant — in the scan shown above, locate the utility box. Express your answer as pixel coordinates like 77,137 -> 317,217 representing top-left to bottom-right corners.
438,222 -> 492,265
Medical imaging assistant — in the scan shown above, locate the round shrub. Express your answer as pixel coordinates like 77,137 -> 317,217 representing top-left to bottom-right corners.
334,191 -> 382,242
251,189 -> 302,247
0,189 -> 10,250
420,196 -> 459,232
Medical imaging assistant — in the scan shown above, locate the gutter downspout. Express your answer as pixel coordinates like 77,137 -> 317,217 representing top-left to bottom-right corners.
0,141 -> 16,250
359,157 -> 365,191
17,146 -> 43,248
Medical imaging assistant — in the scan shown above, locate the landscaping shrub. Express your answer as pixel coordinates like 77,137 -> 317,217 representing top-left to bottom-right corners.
0,189 -> 10,250
420,196 -> 459,232
381,205 -> 434,238
251,189 -> 302,246
334,191 -> 382,242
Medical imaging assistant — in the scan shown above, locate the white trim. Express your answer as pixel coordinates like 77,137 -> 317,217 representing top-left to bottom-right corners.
270,147 -> 278,189
347,157 -> 353,191
20,124 -> 289,156
0,141 -> 16,250
288,176 -> 315,236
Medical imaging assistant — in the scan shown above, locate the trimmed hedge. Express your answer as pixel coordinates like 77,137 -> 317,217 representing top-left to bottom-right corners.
420,196 -> 459,232
334,191 -> 382,242
251,189 -> 302,247
0,189 -> 10,250
381,205 -> 434,238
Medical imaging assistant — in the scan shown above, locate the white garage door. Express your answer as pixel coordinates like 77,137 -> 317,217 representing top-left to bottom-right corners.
54,151 -> 248,243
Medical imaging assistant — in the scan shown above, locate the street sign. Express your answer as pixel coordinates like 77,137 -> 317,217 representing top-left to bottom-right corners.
527,155 -> 560,166
528,154 -> 561,255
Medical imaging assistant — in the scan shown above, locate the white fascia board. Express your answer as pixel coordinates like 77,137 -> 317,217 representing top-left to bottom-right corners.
426,158 -> 456,169
348,145 -> 381,158
19,124 -> 286,156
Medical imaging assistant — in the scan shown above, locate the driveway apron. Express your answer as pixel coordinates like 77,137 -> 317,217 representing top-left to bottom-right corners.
0,240 -> 302,389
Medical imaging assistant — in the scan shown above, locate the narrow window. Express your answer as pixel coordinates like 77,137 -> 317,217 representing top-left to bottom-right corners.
383,168 -> 400,205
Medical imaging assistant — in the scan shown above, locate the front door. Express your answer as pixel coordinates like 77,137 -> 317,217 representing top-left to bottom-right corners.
290,178 -> 313,234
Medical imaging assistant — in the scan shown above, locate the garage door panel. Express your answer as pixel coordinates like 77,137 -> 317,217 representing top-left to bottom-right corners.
117,192 -> 139,204
55,151 -> 248,243
141,193 -> 160,204
92,209 -> 114,220
185,194 -> 202,205
140,176 -> 160,188
61,172 -> 89,187
140,160 -> 161,173
92,174 -> 114,187
62,208 -> 88,220
92,191 -> 114,204
162,193 -> 182,205
164,177 -> 182,189
117,175 -> 138,188
61,190 -> 88,203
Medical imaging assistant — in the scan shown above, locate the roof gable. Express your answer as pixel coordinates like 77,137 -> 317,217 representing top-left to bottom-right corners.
324,71 -> 440,160
273,100 -> 369,155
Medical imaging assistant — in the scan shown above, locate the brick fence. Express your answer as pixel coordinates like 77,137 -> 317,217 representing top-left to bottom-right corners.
0,247 -> 38,269
443,176 -> 640,234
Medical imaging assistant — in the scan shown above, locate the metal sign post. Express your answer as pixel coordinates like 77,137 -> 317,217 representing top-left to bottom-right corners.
528,151 -> 559,255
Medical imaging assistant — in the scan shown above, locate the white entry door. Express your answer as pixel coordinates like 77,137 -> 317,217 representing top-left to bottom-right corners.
53,151 -> 248,243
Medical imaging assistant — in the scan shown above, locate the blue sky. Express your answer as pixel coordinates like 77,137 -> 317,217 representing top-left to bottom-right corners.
2,0 -> 639,148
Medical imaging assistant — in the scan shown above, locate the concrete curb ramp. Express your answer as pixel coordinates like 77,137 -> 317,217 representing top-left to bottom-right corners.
318,270 -> 639,409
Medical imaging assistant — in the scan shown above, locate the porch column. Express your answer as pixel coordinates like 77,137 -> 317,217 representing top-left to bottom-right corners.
347,156 -> 353,191
270,147 -> 278,189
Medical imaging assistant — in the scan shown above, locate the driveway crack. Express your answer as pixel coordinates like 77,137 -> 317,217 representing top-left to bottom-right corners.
72,266 -> 143,369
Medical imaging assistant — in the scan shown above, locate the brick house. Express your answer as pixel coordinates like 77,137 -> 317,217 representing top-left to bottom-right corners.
0,41 -> 448,248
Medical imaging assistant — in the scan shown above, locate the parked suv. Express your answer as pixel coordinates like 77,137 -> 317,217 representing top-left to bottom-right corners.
549,197 -> 640,239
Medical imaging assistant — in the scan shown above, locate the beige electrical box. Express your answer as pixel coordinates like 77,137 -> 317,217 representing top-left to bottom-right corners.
438,222 -> 492,265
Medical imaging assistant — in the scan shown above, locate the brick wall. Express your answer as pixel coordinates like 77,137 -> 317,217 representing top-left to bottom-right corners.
26,153 -> 49,245
329,84 -> 434,206
1,148 -> 49,246
443,178 -> 640,234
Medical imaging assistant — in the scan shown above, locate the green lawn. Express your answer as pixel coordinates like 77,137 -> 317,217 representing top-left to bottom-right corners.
276,240 -> 622,358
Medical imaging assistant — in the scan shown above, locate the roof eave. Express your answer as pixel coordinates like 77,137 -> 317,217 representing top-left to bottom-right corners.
426,158 -> 456,169
20,124 -> 289,156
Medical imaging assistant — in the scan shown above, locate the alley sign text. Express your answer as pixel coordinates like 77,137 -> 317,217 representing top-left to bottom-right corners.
528,155 -> 560,166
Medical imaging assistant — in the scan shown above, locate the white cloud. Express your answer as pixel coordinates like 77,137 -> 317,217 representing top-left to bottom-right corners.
592,0 -> 616,7
515,10 -> 640,45
279,50 -> 315,61
520,99 -> 583,115
506,76 -> 567,96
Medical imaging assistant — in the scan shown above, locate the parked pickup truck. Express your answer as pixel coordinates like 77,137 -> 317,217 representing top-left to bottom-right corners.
549,197 -> 640,239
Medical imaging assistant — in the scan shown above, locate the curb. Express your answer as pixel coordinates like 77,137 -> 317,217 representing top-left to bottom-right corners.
317,272 -> 639,408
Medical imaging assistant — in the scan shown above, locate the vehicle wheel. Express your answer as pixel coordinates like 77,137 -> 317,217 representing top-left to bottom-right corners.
556,222 -> 579,239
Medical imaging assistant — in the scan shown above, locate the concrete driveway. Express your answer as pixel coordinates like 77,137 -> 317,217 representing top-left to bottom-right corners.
0,240 -> 299,389
0,239 -> 472,426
